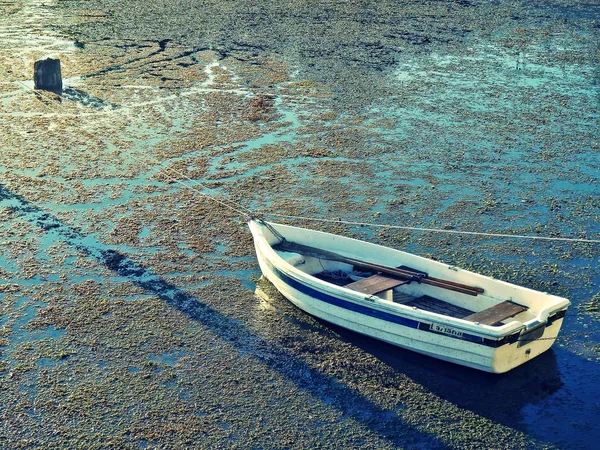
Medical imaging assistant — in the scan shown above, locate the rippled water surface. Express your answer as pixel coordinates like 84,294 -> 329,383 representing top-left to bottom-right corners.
1,0 -> 599,448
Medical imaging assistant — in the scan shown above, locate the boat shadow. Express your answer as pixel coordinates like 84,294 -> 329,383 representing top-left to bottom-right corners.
255,279 -> 564,435
322,320 -> 563,432
0,183 -> 448,449
61,86 -> 117,109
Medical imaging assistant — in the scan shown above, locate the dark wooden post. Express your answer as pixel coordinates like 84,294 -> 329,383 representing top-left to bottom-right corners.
33,58 -> 62,93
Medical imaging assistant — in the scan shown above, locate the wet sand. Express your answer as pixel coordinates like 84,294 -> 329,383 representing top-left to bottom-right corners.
1,0 -> 599,448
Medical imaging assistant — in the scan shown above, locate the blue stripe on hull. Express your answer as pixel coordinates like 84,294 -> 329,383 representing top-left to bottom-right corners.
265,261 -> 523,349
277,267 -> 421,329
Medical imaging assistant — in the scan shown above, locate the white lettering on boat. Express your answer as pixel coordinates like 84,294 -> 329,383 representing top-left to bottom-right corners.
430,323 -> 464,338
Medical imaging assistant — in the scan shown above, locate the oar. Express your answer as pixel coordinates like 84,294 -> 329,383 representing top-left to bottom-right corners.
275,240 -> 484,296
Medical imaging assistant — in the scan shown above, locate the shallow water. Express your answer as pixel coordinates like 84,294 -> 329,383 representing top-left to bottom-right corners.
1,0 -> 599,448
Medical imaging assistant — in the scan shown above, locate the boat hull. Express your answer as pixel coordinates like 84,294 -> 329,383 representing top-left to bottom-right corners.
249,220 -> 569,373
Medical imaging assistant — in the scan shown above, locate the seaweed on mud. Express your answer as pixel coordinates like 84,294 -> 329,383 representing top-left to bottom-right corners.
0,0 -> 598,448
580,293 -> 600,320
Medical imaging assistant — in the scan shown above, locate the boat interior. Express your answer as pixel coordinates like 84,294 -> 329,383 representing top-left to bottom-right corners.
276,249 -> 533,327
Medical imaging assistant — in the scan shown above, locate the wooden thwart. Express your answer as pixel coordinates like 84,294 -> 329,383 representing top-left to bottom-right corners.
345,274 -> 407,295
405,295 -> 474,319
275,240 -> 484,296
465,301 -> 527,326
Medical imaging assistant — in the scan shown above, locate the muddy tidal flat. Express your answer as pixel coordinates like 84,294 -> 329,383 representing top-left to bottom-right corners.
1,0 -> 599,448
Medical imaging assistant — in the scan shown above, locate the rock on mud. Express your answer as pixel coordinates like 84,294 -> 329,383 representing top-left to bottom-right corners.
33,58 -> 62,92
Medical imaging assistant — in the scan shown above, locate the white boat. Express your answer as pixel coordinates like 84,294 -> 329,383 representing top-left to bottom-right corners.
248,219 -> 571,373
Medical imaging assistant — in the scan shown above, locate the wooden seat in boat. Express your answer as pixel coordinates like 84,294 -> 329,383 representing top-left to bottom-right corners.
345,274 -> 407,296
464,301 -> 527,326
404,295 -> 474,319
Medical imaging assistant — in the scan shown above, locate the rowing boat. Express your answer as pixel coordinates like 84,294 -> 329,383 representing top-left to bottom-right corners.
248,219 -> 571,373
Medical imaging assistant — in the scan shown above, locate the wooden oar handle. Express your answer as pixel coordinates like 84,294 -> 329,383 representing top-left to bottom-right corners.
275,241 -> 484,296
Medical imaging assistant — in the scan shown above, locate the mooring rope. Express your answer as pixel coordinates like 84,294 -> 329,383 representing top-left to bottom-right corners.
520,328 -> 600,342
265,213 -> 600,244
135,159 -> 600,245
145,163 -> 256,221
127,147 -> 600,246
123,141 -> 599,246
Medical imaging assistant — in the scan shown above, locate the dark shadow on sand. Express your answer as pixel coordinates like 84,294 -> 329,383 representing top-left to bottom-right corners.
0,183 -> 448,449
61,86 -> 117,109
326,322 -> 563,430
